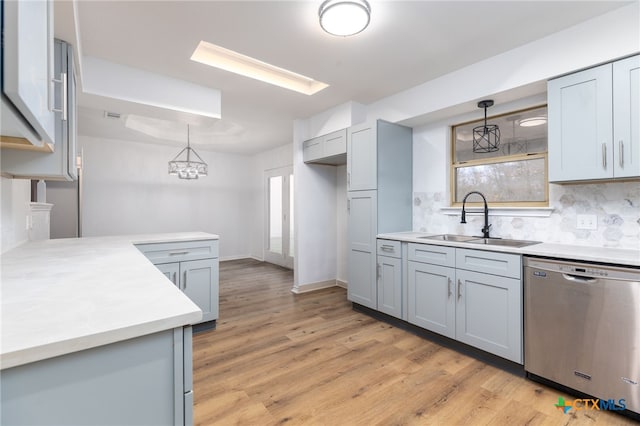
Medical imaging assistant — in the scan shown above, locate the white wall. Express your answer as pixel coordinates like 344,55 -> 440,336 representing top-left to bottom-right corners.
0,176 -> 30,253
79,135 -> 256,260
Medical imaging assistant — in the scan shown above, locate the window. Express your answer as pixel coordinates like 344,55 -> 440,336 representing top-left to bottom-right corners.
451,105 -> 548,206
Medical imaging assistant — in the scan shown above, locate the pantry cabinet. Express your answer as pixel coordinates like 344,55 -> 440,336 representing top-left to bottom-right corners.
137,239 -> 219,324
548,54 -> 639,182
347,121 -> 412,310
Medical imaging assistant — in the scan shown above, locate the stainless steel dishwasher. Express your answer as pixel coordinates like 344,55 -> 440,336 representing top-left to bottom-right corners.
524,257 -> 640,415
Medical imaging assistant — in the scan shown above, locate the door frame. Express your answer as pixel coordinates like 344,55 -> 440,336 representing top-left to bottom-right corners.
264,166 -> 293,269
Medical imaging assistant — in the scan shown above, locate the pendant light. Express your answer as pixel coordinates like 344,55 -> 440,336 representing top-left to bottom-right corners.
472,100 -> 500,153
168,125 -> 208,180
319,0 -> 371,36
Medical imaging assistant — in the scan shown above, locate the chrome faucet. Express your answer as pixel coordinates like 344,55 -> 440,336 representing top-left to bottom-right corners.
460,191 -> 491,238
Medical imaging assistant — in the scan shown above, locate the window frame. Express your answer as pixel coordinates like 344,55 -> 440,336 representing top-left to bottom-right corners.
450,104 -> 549,208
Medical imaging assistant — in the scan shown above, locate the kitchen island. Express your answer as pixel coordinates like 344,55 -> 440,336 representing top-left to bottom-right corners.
0,232 -> 217,425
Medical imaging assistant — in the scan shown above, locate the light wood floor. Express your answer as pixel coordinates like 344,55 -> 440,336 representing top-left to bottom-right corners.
193,259 -> 636,425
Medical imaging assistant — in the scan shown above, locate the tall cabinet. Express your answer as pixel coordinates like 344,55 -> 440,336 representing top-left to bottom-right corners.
347,120 -> 412,309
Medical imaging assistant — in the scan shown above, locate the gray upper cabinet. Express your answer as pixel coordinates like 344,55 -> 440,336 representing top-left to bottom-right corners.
549,54 -> 639,182
613,55 -> 640,178
303,129 -> 347,165
347,122 -> 377,190
1,39 -> 78,181
1,0 -> 56,146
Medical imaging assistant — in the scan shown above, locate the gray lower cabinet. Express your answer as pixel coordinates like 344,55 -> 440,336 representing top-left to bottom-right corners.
455,268 -> 522,362
1,327 -> 194,426
348,191 -> 377,308
137,240 -> 219,324
376,239 -> 403,319
405,243 -> 523,364
407,261 -> 456,339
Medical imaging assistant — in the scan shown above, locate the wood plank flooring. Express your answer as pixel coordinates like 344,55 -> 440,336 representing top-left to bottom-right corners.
193,259 -> 636,425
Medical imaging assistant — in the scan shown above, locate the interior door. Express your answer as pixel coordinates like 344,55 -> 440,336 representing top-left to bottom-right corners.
264,166 -> 294,269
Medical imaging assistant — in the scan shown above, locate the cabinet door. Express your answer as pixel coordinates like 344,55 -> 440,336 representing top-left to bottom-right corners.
377,255 -> 402,319
407,261 -> 455,339
2,0 -> 56,145
323,129 -> 347,157
156,262 -> 179,286
347,122 -> 377,190
548,63 -> 613,182
302,136 -> 323,163
347,190 -> 377,308
613,55 -> 640,178
455,269 -> 522,363
180,259 -> 219,323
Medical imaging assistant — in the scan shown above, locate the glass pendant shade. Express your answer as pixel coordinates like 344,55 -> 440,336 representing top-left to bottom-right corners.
168,126 -> 208,180
472,100 -> 500,153
319,0 -> 371,36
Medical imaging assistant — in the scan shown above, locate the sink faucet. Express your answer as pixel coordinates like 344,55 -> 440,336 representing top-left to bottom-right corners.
460,191 -> 491,238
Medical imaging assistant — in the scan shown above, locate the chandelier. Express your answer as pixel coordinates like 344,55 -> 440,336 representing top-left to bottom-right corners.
168,125 -> 208,179
473,100 -> 500,153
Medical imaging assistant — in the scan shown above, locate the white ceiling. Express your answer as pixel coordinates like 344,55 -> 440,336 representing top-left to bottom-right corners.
54,1 -> 630,155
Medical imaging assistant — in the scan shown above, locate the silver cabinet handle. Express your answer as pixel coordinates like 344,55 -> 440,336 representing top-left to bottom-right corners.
457,279 -> 462,299
619,140 -> 624,167
172,272 -> 178,286
376,263 -> 381,279
380,245 -> 395,252
347,172 -> 351,186
52,72 -> 68,121
448,278 -> 452,298
602,143 -> 607,169
183,271 -> 187,289
347,199 -> 350,212
169,251 -> 189,256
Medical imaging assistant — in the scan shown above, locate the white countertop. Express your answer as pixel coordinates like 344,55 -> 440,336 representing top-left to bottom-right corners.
0,232 -> 219,370
377,231 -> 640,267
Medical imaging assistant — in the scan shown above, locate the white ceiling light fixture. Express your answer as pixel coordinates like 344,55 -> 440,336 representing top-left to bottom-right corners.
519,116 -> 547,127
168,125 -> 208,180
319,0 -> 371,37
191,41 -> 329,96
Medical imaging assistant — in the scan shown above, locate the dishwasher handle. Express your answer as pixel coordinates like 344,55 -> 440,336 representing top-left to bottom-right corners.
562,273 -> 598,283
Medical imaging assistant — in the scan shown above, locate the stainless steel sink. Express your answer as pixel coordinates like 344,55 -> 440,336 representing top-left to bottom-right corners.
417,234 -> 478,242
466,238 -> 541,248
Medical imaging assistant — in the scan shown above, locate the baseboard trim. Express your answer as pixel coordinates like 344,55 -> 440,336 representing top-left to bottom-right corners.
336,280 -> 347,289
291,279 -> 339,294
219,255 -> 263,262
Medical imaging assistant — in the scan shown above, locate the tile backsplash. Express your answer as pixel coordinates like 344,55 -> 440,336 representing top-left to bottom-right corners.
413,181 -> 640,250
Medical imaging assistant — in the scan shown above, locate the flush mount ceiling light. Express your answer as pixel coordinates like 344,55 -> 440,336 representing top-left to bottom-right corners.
168,125 -> 208,180
191,41 -> 329,95
519,116 -> 547,127
319,0 -> 371,36
473,100 -> 500,153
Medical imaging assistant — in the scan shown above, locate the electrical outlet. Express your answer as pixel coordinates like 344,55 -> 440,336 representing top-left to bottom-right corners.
576,214 -> 597,230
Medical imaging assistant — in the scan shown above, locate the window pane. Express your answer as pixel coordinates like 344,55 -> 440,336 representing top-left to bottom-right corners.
289,174 -> 294,258
455,157 -> 546,203
269,176 -> 282,254
454,106 -> 548,163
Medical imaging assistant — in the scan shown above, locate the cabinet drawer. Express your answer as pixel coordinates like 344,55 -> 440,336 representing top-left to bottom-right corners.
136,240 -> 218,264
456,248 -> 521,279
377,239 -> 401,258
408,243 -> 455,267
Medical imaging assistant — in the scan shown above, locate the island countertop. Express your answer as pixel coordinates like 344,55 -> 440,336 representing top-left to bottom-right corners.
0,232 -> 218,370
